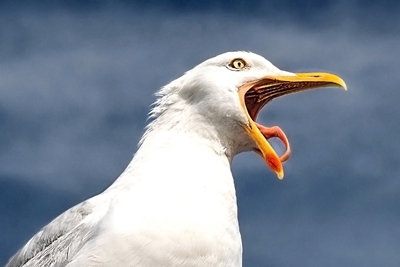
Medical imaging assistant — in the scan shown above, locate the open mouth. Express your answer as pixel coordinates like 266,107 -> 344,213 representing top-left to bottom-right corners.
244,79 -> 294,163
238,73 -> 347,179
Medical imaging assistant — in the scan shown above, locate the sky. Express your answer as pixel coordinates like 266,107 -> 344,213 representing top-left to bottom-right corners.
0,0 -> 399,266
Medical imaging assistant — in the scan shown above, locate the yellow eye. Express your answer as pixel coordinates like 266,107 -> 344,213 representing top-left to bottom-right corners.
229,58 -> 247,70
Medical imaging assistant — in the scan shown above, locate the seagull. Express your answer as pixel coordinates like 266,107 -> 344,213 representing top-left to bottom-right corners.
6,51 -> 346,267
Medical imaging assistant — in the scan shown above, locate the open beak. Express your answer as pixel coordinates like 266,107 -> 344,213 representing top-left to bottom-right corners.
238,72 -> 347,180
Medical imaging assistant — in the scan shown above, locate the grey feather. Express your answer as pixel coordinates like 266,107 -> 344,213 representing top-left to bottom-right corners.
5,200 -> 94,267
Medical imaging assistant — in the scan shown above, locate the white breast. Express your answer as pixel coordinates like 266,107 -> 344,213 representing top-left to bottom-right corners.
68,131 -> 242,267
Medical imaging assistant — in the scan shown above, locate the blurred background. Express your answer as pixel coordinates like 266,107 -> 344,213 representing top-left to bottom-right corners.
0,0 -> 399,266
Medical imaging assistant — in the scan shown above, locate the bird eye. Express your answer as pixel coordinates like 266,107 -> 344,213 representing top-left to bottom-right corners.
228,58 -> 247,70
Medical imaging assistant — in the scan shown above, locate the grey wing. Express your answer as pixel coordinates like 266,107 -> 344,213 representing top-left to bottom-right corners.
5,200 -> 95,267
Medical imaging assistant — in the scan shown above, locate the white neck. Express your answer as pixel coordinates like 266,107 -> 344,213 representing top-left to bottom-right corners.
110,115 -> 237,204
104,111 -> 242,266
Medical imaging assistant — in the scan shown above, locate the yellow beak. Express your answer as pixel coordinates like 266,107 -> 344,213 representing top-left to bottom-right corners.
238,72 -> 347,180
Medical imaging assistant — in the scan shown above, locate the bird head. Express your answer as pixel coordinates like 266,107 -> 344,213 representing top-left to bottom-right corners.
150,51 -> 346,180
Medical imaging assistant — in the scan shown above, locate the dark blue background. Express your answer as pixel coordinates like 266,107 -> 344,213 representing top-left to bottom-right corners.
1,1 -> 399,266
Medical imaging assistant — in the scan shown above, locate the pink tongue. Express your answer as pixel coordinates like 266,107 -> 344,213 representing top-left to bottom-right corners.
256,123 -> 291,162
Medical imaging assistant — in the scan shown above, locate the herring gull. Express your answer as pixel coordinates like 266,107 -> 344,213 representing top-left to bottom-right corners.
6,51 -> 346,267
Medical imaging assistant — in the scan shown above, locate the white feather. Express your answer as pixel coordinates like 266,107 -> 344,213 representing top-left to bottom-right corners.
6,51 -> 292,267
